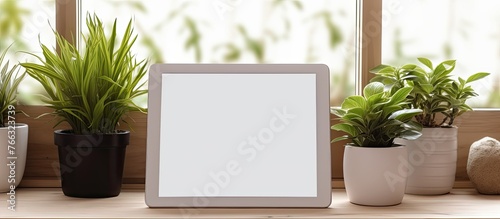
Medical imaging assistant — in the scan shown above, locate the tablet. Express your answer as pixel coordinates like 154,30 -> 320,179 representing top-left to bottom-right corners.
145,64 -> 331,208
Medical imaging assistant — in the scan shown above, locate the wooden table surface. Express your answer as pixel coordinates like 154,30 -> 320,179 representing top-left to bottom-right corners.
2,188 -> 500,218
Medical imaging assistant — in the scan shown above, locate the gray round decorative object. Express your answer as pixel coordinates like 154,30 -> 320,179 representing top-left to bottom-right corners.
467,137 -> 500,194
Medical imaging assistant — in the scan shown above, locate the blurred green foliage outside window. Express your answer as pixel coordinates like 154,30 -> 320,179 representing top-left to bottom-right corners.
81,0 -> 357,106
382,0 -> 500,107
0,0 -> 55,105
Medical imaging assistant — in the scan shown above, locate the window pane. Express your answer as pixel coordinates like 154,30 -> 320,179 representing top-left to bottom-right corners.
0,0 -> 55,104
382,0 -> 499,107
81,0 -> 356,106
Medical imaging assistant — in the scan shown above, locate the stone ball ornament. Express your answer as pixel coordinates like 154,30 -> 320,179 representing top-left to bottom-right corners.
467,137 -> 500,194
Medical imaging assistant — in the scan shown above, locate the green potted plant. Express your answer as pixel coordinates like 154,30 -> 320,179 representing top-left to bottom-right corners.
0,46 -> 28,192
331,82 -> 422,206
21,15 -> 148,198
370,58 -> 489,195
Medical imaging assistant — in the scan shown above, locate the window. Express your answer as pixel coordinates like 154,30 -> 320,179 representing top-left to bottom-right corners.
0,0 -> 55,104
3,0 -> 498,109
0,0 -> 55,54
12,0 -> 500,186
382,0 -> 500,107
80,0 -> 357,106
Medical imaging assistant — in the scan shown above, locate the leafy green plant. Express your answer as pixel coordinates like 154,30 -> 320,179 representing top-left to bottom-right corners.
370,58 -> 489,127
0,46 -> 25,127
21,14 -> 147,134
331,82 -> 422,147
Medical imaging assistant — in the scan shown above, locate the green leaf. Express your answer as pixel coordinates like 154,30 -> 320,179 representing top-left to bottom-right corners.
369,64 -> 393,73
407,68 -> 427,82
379,105 -> 401,118
363,82 -> 384,98
331,123 -> 357,137
419,83 -> 434,94
374,119 -> 402,130
367,92 -> 384,106
401,64 -> 419,70
460,103 -> 473,112
331,136 -> 349,143
346,107 -> 365,118
388,108 -> 423,121
466,72 -> 490,83
341,95 -> 366,110
330,108 -> 345,117
442,59 -> 457,67
387,86 -> 412,105
399,130 -> 422,140
378,66 -> 398,74
434,60 -> 456,78
401,75 -> 418,81
417,57 -> 433,70
404,120 -> 423,131
458,77 -> 466,86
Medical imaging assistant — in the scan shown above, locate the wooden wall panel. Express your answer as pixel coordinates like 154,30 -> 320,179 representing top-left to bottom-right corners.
454,111 -> 500,180
15,106 -> 500,187
17,106 -> 147,184
330,110 -> 500,181
18,106 -> 69,178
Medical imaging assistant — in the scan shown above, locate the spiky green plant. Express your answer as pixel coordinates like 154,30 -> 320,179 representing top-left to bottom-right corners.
331,82 -> 423,147
0,46 -> 25,127
21,14 -> 147,134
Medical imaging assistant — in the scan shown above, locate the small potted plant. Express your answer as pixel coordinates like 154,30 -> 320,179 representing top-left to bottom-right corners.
370,58 -> 489,195
331,82 -> 422,206
21,15 -> 148,198
0,46 -> 28,192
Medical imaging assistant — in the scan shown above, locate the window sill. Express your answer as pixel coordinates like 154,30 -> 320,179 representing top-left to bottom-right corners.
2,188 -> 499,218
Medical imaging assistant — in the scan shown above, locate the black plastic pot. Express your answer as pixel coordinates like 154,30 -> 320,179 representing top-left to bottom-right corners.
54,130 -> 130,198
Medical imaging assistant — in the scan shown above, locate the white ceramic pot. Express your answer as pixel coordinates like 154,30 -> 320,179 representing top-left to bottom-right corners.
344,145 -> 408,206
0,123 -> 29,192
396,127 -> 457,195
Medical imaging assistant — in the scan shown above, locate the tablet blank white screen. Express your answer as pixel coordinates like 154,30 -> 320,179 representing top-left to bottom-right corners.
159,74 -> 317,197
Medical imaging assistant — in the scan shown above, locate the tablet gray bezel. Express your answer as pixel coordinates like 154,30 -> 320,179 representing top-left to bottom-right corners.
145,64 -> 331,208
